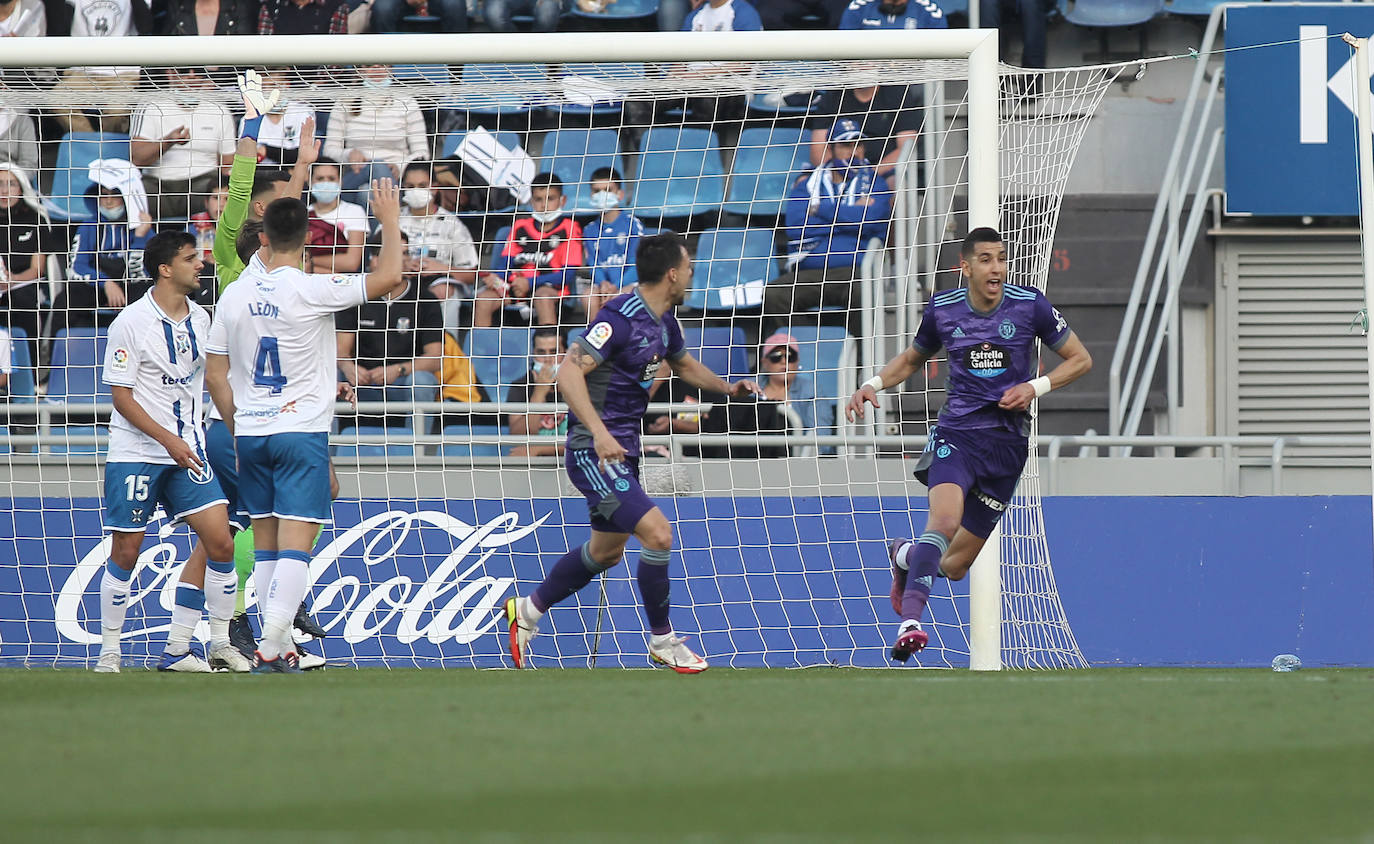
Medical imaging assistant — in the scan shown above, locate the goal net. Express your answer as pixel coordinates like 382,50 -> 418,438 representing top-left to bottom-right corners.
0,32 -> 1116,670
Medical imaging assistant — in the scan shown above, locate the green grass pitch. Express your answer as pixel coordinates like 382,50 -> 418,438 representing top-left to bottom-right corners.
2,668 -> 1371,842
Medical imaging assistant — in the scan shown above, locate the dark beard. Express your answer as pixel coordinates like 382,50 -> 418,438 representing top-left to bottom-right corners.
878,0 -> 907,14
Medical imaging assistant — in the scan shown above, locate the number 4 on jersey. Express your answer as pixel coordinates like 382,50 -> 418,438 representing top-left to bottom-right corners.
254,337 -> 288,396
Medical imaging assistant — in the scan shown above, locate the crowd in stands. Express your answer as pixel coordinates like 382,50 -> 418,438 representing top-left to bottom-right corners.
0,0 -> 1071,455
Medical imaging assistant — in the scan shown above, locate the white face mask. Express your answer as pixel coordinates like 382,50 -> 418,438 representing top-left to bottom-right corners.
403,188 -> 432,209
531,207 -> 563,224
98,204 -> 126,221
362,76 -> 393,89
589,190 -> 619,210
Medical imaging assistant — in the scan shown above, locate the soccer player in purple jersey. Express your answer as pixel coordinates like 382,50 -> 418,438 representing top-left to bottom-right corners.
846,227 -> 1093,662
504,233 -> 762,673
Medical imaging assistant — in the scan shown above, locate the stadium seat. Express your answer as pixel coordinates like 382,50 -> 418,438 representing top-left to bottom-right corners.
745,62 -> 826,117
1162,0 -> 1222,15
556,63 -> 647,116
449,64 -> 550,115
47,328 -> 110,406
1059,0 -> 1164,29
685,227 -> 780,312
784,324 -> 852,435
7,327 -> 35,405
724,127 -> 809,217
939,0 -> 969,15
681,325 -> 749,380
391,64 -> 452,84
539,128 -> 624,212
43,133 -> 131,222
464,326 -> 534,403
440,423 -> 504,458
633,127 -> 727,219
50,425 -> 107,455
0,426 -> 8,455
569,0 -> 657,19
333,424 -> 415,458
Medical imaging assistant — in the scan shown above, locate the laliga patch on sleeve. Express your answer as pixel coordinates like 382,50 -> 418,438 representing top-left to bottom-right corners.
110,348 -> 130,373
586,321 -> 613,349
331,275 -> 349,285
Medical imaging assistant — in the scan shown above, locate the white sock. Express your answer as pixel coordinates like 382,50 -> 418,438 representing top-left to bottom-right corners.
260,552 -> 310,659
204,561 -> 237,648
252,559 -> 277,619
100,561 -> 133,650
521,595 -> 544,624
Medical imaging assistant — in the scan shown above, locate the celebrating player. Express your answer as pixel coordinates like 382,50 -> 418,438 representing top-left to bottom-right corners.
503,232 -> 762,673
95,232 -> 245,673
846,227 -> 1092,662
205,180 -> 405,673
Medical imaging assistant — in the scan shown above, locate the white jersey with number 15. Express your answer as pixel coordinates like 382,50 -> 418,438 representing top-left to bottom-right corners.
206,262 -> 366,436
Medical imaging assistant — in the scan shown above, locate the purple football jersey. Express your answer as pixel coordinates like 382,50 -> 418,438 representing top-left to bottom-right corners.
567,290 -> 686,456
913,283 -> 1071,435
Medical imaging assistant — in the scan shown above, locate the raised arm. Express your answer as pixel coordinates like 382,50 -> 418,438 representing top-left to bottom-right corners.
284,116 -> 320,202
110,386 -> 203,469
846,344 -> 933,422
206,353 -> 236,435
364,179 -> 405,299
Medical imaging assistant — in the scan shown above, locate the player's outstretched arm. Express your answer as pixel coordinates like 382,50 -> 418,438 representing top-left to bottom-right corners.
364,178 -> 406,300
998,330 -> 1092,412
846,345 -> 930,422
284,116 -> 320,202
667,352 -> 762,398
206,353 -> 236,435
557,344 -> 625,469
110,386 -> 203,470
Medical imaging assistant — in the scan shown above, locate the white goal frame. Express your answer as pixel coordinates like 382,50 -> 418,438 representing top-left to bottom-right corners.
2,29 -> 1006,669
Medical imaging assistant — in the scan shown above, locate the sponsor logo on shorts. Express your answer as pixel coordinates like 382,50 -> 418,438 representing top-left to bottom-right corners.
129,508 -> 144,524
614,478 -> 631,492
966,342 -> 1009,378
188,461 -> 215,486
999,319 -> 1016,340
936,444 -> 951,458
973,489 -> 1006,512
586,321 -> 613,349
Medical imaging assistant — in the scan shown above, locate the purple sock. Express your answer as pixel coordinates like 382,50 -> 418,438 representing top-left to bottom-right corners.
636,547 -> 672,636
900,532 -> 949,622
532,543 -> 609,613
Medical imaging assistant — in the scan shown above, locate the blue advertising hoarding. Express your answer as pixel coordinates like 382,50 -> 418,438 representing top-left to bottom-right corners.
1227,5 -> 1374,215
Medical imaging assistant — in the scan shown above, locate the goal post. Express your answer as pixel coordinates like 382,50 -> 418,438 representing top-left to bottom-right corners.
0,31 -> 1107,671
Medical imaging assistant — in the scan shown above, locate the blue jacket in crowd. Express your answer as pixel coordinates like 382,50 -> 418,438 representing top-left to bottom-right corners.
840,0 -> 947,30
70,218 -> 151,284
784,160 -> 893,271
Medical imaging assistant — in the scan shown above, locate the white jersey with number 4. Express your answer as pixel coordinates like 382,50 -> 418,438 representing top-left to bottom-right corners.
206,261 -> 366,436
102,292 -> 212,464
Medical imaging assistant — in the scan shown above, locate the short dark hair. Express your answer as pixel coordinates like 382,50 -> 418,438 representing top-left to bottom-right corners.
262,197 -> 309,252
251,170 -> 290,203
635,232 -> 689,285
237,219 -> 264,264
531,327 -> 562,350
530,172 -> 563,195
402,160 -> 431,182
589,166 -> 622,188
144,231 -> 197,282
960,227 -> 1003,260
311,157 -> 341,174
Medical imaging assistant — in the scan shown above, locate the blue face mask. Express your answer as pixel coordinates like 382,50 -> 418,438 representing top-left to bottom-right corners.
311,182 -> 341,204
362,76 -> 393,90
589,190 -> 619,210
98,204 -> 126,221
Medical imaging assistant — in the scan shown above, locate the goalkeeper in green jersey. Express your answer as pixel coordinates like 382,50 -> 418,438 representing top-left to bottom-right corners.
198,70 -> 334,668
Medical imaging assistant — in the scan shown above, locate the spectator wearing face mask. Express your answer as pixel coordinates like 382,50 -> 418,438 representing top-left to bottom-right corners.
321,64 -> 428,207
474,172 -> 583,328
763,119 -> 892,326
58,182 -> 154,330
581,167 -> 646,323
394,161 -> 479,328
505,328 -> 566,458
305,158 -> 368,273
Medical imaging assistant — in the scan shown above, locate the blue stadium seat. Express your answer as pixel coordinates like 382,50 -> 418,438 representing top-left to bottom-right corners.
464,326 -> 534,403
724,127 -> 809,217
333,424 -> 414,458
685,228 -> 779,312
47,328 -> 110,406
44,133 -> 131,222
569,0 -> 657,19
784,324 -> 852,433
440,423 -> 504,457
681,325 -> 749,380
1162,0 -> 1221,15
633,128 -> 727,219
1059,0 -> 1163,28
50,425 -> 107,455
391,64 -> 452,84
0,426 -> 9,455
450,64 -> 550,115
539,128 -> 624,212
938,0 -> 969,15
6,327 -> 35,404
556,63 -> 647,116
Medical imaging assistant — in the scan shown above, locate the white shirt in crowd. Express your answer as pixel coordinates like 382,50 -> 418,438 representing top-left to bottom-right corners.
240,102 -> 314,162
398,207 -> 478,273
310,199 -> 370,236
101,293 -> 211,464
0,0 -> 46,36
131,99 -> 235,181
207,261 -> 366,436
67,0 -> 143,76
690,0 -> 736,30
321,92 -> 428,173
0,327 -> 13,378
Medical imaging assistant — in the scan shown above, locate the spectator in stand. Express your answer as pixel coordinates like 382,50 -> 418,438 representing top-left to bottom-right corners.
581,167 -> 645,322
505,328 -> 565,457
372,0 -> 466,31
321,64 -> 428,207
396,161 -> 479,328
237,67 -> 315,166
0,109 -> 39,175
981,0 -> 1048,71
335,260 -> 445,426
807,83 -> 920,179
760,0 -> 845,29
755,331 -> 832,435
257,0 -> 347,33
57,182 -> 154,330
839,0 -> 945,30
186,177 -> 229,301
130,66 -> 236,221
764,119 -> 892,326
0,164 -> 50,365
305,158 -> 367,273
0,0 -> 44,37
160,0 -> 259,33
676,0 -> 762,127
682,0 -> 760,31
50,0 -> 153,135
474,172 -> 583,329
483,0 -> 558,32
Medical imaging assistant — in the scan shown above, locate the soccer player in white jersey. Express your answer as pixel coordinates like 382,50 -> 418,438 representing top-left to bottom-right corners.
96,231 -> 247,673
206,180 -> 404,673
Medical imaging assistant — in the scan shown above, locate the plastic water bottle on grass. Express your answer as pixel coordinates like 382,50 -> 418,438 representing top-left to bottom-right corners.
1271,654 -> 1301,672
